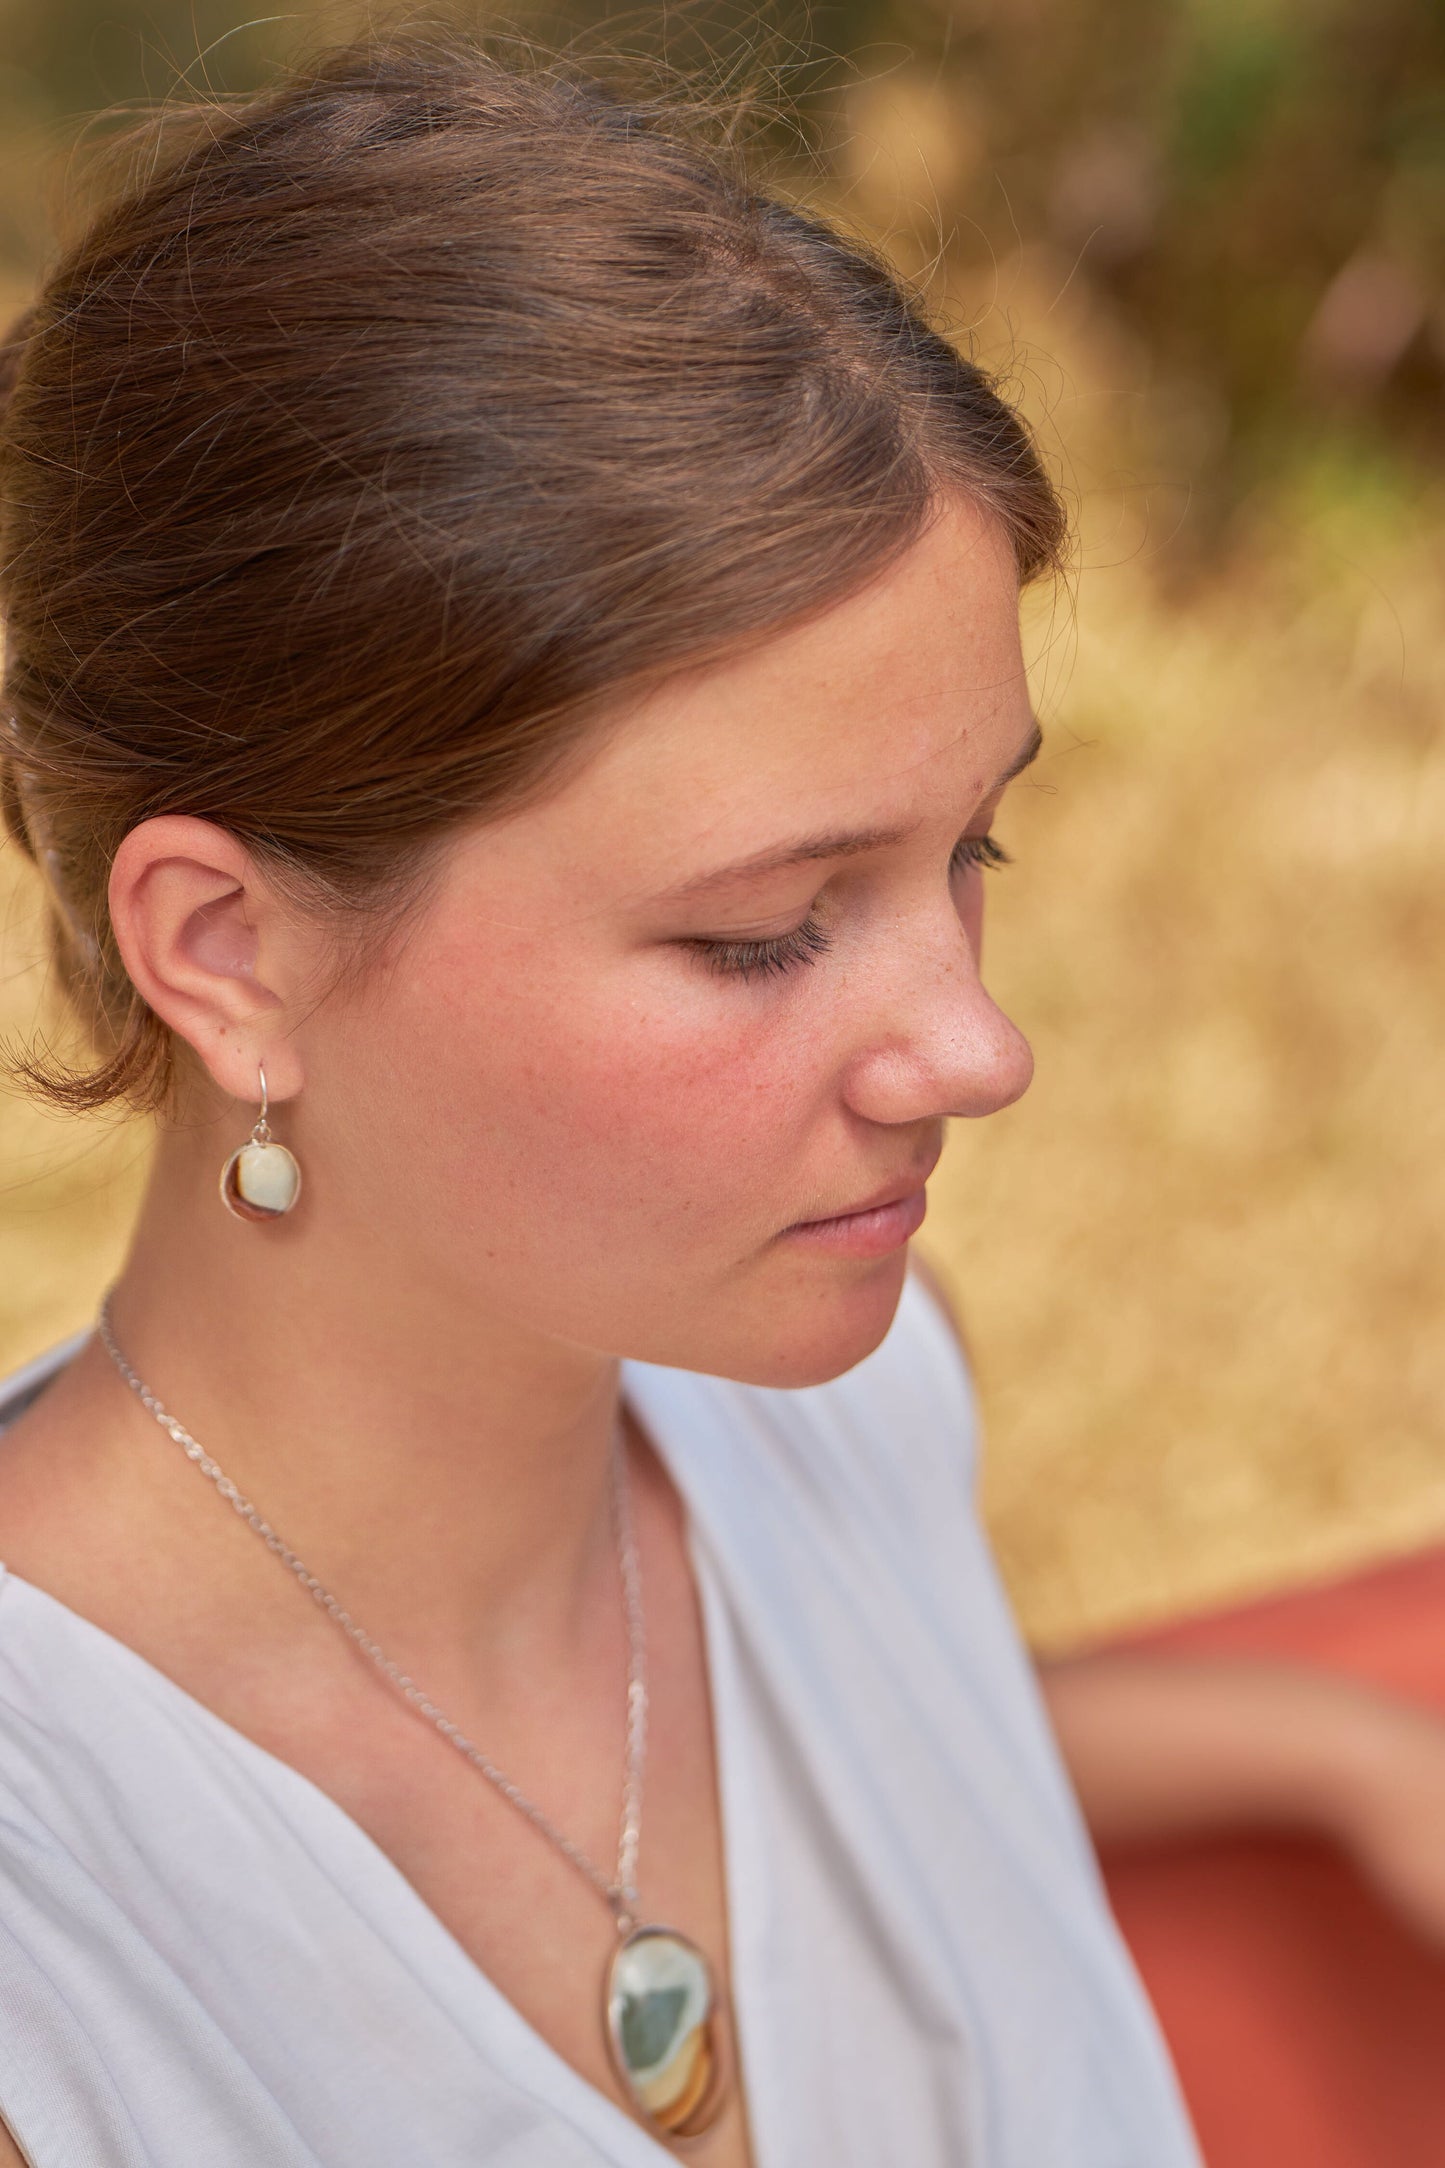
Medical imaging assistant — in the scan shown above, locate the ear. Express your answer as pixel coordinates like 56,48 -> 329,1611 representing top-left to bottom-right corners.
108,815 -> 312,1104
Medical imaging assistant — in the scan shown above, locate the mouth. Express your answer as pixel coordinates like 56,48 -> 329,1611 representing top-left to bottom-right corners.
792,1153 -> 943,1228
781,1155 -> 940,1260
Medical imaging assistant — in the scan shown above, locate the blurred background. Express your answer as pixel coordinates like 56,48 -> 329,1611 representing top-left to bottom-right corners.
1,0 -> 1443,1655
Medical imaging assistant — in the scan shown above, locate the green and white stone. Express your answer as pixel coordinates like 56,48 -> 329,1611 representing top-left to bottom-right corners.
605,1926 -> 720,2136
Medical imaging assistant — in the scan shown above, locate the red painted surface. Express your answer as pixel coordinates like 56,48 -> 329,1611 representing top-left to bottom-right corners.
1095,1547 -> 1445,2168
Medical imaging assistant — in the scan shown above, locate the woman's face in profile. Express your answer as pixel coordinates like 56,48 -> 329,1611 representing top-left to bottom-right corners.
322,494 -> 1039,1386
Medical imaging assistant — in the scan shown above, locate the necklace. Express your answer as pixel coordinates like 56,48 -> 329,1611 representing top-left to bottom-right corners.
95,1290 -> 728,2144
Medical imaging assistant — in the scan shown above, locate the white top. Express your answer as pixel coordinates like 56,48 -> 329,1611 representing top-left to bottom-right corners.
0,1269 -> 1201,2168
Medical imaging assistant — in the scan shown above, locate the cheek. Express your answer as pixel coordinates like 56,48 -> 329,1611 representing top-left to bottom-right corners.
343,926 -> 902,1384
390,932 -> 819,1251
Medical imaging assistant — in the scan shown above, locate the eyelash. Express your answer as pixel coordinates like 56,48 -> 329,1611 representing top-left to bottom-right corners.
687,833 -> 1013,983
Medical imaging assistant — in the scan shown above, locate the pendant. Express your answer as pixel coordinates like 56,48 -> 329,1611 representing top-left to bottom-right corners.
603,1924 -> 727,2141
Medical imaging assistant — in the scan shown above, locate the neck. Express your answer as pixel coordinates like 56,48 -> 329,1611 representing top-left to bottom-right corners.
98,1119 -> 626,1664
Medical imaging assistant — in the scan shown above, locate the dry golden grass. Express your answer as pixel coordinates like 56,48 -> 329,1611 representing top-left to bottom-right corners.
919,475 -> 1445,1648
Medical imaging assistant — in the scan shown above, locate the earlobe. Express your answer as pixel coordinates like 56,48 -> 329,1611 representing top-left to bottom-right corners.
107,814 -> 305,1103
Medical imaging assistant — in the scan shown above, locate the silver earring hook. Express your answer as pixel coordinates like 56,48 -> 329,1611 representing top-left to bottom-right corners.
254,1062 -> 272,1146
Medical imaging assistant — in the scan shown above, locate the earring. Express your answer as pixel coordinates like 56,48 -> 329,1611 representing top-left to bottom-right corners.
220,1062 -> 303,1222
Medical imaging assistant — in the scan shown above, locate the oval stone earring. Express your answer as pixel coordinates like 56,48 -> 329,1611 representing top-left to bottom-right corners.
220,1062 -> 302,1222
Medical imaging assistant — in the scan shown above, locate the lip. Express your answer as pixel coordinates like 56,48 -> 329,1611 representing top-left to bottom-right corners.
782,1186 -> 929,1258
794,1154 -> 943,1226
781,1154 -> 940,1260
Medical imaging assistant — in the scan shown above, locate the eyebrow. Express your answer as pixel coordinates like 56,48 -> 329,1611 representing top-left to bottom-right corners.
655,719 -> 1044,903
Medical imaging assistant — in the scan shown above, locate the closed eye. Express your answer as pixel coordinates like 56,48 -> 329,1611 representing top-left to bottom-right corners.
682,830 -> 1013,982
950,833 -> 1012,876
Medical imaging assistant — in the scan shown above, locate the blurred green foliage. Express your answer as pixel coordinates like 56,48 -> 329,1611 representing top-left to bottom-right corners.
0,0 -> 1440,564
826,0 -> 1443,561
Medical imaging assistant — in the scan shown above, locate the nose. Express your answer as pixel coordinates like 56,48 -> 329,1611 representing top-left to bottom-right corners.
840,925 -> 1034,1128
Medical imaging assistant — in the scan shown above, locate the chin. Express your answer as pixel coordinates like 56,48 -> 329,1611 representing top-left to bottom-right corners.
691,1248 -> 911,1391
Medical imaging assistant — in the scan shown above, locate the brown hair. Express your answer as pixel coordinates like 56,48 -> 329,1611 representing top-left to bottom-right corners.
0,32 -> 1067,1119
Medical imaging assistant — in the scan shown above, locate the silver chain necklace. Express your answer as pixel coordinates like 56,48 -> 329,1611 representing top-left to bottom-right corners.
94,1287 -> 728,2143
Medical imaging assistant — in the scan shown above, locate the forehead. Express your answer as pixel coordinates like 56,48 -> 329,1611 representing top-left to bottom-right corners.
464,497 -> 1033,910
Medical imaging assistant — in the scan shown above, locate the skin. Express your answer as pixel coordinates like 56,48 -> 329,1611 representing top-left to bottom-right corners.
0,494 -> 1038,2165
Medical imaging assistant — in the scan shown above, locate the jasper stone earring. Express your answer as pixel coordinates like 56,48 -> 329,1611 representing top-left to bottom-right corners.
220,1062 -> 302,1222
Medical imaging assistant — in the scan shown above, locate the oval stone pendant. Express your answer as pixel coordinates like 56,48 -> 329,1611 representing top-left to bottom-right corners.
220,1139 -> 302,1222
603,1925 -> 726,2141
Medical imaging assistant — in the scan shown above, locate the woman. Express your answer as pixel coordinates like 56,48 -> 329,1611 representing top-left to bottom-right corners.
0,34 -> 1205,2168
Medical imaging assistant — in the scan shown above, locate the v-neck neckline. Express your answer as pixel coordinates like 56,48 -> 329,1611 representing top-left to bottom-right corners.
0,1336 -> 769,2168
